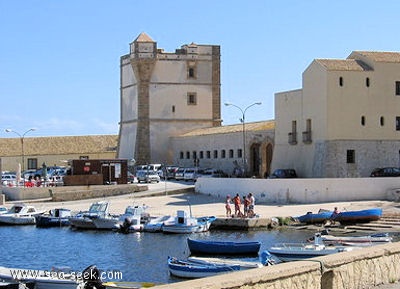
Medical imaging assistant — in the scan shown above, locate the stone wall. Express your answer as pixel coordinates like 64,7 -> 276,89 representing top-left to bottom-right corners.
153,242 -> 400,289
195,177 -> 400,204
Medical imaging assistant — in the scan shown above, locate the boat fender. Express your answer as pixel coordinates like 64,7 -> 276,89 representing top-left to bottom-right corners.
269,217 -> 279,228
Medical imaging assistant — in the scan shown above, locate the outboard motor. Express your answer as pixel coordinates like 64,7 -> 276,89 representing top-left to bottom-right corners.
119,217 -> 132,234
260,250 -> 275,266
82,265 -> 105,289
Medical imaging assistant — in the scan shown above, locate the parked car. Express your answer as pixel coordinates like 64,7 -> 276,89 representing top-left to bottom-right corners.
165,166 -> 179,180
174,168 -> 186,181
269,169 -> 297,178
136,170 -> 160,183
183,168 -> 198,182
370,167 -> 400,177
1,173 -> 17,186
200,168 -> 228,178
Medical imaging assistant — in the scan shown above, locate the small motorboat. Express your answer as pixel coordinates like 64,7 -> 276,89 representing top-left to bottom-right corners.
69,201 -> 110,229
112,205 -> 150,233
267,233 -> 360,262
0,206 -> 7,215
35,208 -> 72,228
187,238 -> 261,255
162,210 -> 216,234
0,203 -> 45,225
143,215 -> 174,232
167,256 -> 240,279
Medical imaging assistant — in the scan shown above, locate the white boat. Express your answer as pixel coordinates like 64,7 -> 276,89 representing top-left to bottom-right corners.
162,210 -> 216,234
320,233 -> 393,244
69,201 -> 110,229
0,265 -> 85,289
0,204 -> 45,225
112,205 -> 150,232
267,233 -> 361,262
0,206 -> 7,215
143,215 -> 174,232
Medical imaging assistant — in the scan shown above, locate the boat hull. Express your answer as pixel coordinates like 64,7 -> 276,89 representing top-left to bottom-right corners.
35,216 -> 70,228
162,216 -> 215,234
0,215 -> 36,225
296,208 -> 383,224
187,238 -> 261,255
167,257 -> 240,279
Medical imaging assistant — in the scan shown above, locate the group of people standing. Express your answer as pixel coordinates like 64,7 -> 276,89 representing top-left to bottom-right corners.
225,193 -> 255,218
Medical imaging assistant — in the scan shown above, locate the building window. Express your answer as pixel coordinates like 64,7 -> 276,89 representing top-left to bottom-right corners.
186,151 -> 190,159
237,149 -> 242,158
288,120 -> 297,144
187,92 -> 197,105
229,149 -> 234,158
396,82 -> 400,95
27,158 -> 38,170
339,77 -> 343,87
213,150 -> 218,158
188,67 -> 196,78
221,150 -> 226,158
396,117 -> 400,131
199,151 -> 204,159
347,150 -> 355,164
192,151 -> 197,160
180,152 -> 184,159
206,151 -> 211,159
302,119 -> 312,144
172,105 -> 175,113
366,77 -> 370,87
361,116 -> 365,126
380,116 -> 385,126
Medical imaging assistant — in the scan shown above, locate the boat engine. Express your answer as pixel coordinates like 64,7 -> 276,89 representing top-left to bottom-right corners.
82,265 -> 105,289
119,217 -> 132,234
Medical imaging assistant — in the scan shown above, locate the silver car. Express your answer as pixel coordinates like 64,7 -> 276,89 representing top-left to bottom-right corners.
136,170 -> 160,183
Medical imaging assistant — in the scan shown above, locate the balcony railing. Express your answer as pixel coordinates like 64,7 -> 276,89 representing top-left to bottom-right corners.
302,130 -> 312,144
288,132 -> 297,145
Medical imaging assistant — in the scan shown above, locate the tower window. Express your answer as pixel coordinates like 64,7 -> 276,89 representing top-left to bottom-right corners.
361,116 -> 365,126
346,150 -> 355,164
172,105 -> 175,113
380,116 -> 385,126
339,77 -> 343,87
366,77 -> 370,87
187,92 -> 197,105
396,117 -> 400,131
396,81 -> 400,95
188,67 -> 196,78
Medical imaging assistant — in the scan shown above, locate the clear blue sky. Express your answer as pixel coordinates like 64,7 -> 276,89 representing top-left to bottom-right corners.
1,0 -> 400,137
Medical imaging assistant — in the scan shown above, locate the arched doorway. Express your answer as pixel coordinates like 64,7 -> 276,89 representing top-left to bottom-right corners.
265,143 -> 273,177
250,143 -> 261,177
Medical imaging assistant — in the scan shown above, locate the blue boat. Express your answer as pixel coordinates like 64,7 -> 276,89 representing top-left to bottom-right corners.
295,208 -> 382,224
35,208 -> 71,228
167,256 -> 240,279
187,238 -> 261,255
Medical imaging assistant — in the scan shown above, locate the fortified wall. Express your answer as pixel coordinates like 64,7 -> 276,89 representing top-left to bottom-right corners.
153,242 -> 400,289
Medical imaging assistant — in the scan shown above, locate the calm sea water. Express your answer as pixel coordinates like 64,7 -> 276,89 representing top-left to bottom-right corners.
0,226 -> 363,284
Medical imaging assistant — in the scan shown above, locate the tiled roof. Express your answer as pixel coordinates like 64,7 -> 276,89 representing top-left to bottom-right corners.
134,32 -> 154,43
0,135 -> 118,157
315,59 -> 369,71
351,51 -> 400,63
178,121 -> 275,137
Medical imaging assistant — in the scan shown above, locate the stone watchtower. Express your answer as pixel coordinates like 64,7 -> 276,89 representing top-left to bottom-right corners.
117,32 -> 221,165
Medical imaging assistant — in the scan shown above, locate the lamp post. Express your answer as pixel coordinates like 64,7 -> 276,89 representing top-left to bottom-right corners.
224,102 -> 262,177
5,128 -> 36,173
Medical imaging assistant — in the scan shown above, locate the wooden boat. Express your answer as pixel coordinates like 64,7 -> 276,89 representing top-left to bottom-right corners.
143,215 -> 174,232
0,204 -> 45,225
167,256 -> 240,279
295,208 -> 382,224
187,256 -> 264,268
162,211 -> 216,234
267,233 -> 360,262
320,233 -> 392,244
35,208 -> 71,228
187,238 -> 261,255
69,201 -> 110,229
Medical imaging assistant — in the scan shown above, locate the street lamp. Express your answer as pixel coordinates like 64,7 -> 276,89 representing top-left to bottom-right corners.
5,128 -> 36,173
224,102 -> 262,177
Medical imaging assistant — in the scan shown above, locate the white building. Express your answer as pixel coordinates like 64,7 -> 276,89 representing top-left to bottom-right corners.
272,51 -> 400,177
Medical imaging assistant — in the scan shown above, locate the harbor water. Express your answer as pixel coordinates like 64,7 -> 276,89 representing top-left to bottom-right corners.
0,225 -> 316,284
